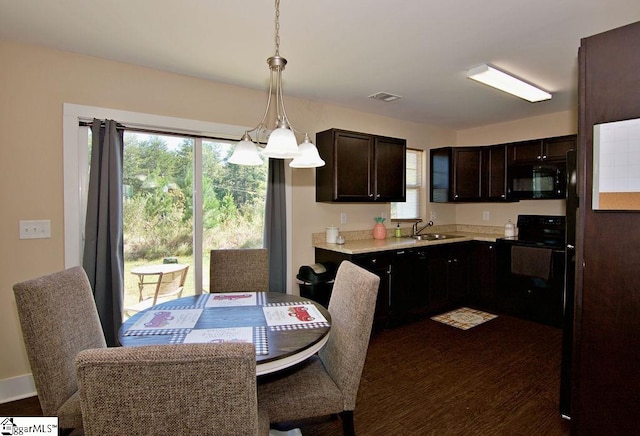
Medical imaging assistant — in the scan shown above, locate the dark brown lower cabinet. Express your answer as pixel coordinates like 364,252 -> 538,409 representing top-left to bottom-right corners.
471,241 -> 497,311
426,242 -> 471,313
315,243 -> 471,329
315,249 -> 391,328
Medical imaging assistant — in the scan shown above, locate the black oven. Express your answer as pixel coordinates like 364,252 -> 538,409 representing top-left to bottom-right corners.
496,215 -> 566,327
509,162 -> 566,199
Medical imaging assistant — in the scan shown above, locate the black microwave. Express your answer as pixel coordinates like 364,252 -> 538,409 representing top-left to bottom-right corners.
508,162 -> 566,200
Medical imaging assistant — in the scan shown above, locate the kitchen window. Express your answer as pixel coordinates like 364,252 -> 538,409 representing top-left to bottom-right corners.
391,148 -> 423,219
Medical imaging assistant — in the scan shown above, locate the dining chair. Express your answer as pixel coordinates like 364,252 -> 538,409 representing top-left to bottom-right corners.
125,264 -> 189,314
75,343 -> 270,436
209,248 -> 269,293
13,266 -> 107,433
257,261 -> 380,435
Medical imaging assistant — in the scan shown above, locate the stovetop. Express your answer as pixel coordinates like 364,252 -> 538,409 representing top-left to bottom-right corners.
499,215 -> 566,249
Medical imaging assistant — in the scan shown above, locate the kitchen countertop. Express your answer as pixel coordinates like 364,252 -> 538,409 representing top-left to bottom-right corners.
313,230 -> 504,255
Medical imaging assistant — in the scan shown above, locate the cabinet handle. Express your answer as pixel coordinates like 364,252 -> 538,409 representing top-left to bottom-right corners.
376,194 -> 380,199
369,193 -> 374,198
542,155 -> 547,160
537,155 -> 542,160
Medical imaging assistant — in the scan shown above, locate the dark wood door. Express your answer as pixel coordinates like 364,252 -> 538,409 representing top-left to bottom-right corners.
452,147 -> 483,201
426,252 -> 450,312
390,249 -> 429,320
574,21 -> 640,434
425,243 -> 471,311
543,135 -> 576,161
486,144 -> 508,200
374,136 -> 406,201
351,252 -> 392,327
473,241 -> 497,310
334,130 -> 373,201
315,129 -> 405,202
448,243 -> 471,303
509,139 -> 543,163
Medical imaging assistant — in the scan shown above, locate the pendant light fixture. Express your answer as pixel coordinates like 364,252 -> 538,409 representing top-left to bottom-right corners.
229,0 -> 324,168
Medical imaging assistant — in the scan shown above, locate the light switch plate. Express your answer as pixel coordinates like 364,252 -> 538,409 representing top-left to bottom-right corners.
19,220 -> 51,239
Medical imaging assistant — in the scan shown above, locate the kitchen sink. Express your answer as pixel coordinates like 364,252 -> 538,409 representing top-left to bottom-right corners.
412,233 -> 460,241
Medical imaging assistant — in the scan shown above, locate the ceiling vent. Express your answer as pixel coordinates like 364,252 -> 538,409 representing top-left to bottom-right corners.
368,92 -> 402,102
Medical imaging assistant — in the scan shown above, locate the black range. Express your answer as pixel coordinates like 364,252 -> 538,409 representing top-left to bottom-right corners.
495,215 -> 566,327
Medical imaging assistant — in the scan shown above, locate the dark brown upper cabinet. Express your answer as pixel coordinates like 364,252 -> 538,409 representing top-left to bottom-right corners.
430,144 -> 509,203
509,135 -> 576,163
315,128 -> 406,202
486,144 -> 509,200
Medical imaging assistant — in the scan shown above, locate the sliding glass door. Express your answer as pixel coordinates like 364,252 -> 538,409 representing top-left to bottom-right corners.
84,129 -> 268,314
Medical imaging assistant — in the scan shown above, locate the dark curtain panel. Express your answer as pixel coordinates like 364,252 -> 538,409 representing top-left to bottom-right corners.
264,158 -> 286,293
83,119 -> 124,346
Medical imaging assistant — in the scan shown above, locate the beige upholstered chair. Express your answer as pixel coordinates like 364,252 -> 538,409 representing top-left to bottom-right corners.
257,261 -> 380,435
75,343 -> 269,436
209,248 -> 269,293
13,266 -> 107,433
125,264 -> 189,314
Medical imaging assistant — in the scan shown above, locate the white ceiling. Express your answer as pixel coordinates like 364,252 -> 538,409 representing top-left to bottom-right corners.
2,0 -> 640,130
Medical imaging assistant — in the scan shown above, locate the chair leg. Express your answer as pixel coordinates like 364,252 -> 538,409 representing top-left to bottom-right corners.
339,410 -> 355,436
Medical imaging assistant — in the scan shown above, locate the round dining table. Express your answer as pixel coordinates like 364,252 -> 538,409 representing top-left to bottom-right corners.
119,292 -> 331,375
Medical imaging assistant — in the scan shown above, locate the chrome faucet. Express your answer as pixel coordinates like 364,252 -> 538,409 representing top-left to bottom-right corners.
412,220 -> 434,236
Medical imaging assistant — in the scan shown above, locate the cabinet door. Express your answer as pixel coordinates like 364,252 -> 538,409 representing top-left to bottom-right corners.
390,250 -> 414,314
448,243 -> 471,303
334,131 -> 374,201
473,241 -> 497,310
426,243 -> 472,311
542,135 -> 576,161
509,139 -> 543,163
452,148 -> 483,201
390,249 -> 429,320
430,147 -> 452,203
352,253 -> 391,326
374,136 -> 406,201
426,247 -> 450,312
486,145 -> 508,200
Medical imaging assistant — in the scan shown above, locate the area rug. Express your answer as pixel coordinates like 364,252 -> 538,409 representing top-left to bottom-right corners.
431,307 -> 497,330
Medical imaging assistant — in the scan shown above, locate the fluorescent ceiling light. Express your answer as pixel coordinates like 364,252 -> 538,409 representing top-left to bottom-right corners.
467,64 -> 551,102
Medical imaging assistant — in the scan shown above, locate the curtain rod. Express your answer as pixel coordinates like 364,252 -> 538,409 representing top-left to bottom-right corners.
77,120 -> 254,144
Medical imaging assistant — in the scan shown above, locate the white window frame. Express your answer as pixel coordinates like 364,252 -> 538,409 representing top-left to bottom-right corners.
391,148 -> 424,220
63,103 -> 294,293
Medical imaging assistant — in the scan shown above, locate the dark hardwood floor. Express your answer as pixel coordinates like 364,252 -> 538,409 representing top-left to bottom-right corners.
0,311 -> 570,435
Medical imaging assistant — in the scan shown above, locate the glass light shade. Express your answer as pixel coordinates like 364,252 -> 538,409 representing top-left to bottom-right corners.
228,138 -> 264,166
262,126 -> 300,158
289,135 -> 325,168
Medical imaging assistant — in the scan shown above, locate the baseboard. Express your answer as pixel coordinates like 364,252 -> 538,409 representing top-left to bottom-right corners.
0,374 -> 36,403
